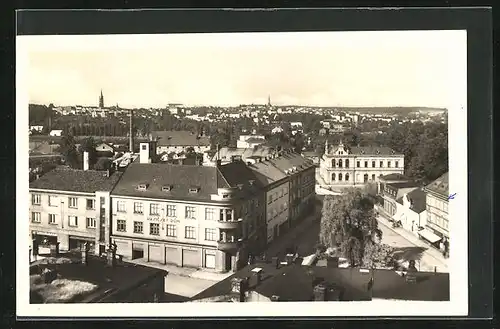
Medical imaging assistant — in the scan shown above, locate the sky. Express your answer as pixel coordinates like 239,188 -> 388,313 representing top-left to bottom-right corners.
18,31 -> 467,109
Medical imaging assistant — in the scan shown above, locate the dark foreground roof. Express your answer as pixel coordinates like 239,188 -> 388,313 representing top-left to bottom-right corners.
29,166 -> 122,193
192,263 -> 449,302
30,254 -> 166,303
380,173 -> 410,181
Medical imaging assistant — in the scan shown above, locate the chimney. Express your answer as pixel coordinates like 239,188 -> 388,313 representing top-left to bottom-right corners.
313,283 -> 327,301
230,277 -> 247,302
83,151 -> 90,171
129,110 -> 134,153
81,242 -> 89,265
251,267 -> 263,286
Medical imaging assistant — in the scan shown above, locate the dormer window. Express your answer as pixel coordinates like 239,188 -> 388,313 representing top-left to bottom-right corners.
162,185 -> 173,192
137,184 -> 148,191
189,187 -> 200,194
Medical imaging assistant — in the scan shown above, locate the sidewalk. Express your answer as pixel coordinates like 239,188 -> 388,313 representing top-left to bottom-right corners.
376,214 -> 448,271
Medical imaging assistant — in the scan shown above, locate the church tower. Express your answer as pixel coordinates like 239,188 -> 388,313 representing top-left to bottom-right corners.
99,90 -> 104,108
267,95 -> 271,107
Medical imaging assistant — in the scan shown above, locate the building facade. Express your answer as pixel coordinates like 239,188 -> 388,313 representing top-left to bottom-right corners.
319,141 -> 404,188
247,152 -> 317,242
29,166 -> 121,256
423,172 -> 449,254
109,143 -> 265,273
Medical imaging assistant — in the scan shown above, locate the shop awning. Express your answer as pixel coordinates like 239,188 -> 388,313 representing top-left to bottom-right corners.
418,229 -> 441,244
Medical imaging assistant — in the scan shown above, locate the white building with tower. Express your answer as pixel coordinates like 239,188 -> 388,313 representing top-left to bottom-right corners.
319,140 -> 405,190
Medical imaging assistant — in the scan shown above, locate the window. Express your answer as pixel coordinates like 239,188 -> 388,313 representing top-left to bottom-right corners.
364,174 -> 369,183
32,194 -> 41,205
31,212 -> 41,223
356,161 -> 360,168
444,202 -> 448,213
84,199 -> 94,210
137,184 -> 148,191
189,187 -> 200,194
380,161 -> 384,168
134,202 -> 143,214
345,173 -> 349,181
226,209 -> 233,221
205,208 -> 215,220
86,217 -> 96,228
388,161 -> 392,168
364,161 -> 368,168
48,196 -> 58,207
150,203 -> 160,215
345,159 -> 350,167
185,226 -> 196,239
338,173 -> 343,181
372,174 -> 376,181
185,206 -> 196,219
133,221 -> 143,234
117,219 -> 126,232
331,159 -> 336,168
117,201 -> 126,212
68,216 -> 78,227
48,214 -> 56,224
205,228 -> 217,241
141,144 -> 147,150
331,173 -> 336,181
162,185 -> 172,192
166,224 -> 177,237
395,161 -> 399,168
372,161 -> 376,168
338,159 -> 343,168
68,197 -> 78,208
166,205 -> 176,217
150,223 -> 160,236
100,197 -> 105,207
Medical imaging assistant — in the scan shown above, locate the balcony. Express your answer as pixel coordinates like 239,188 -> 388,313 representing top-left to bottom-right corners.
218,218 -> 242,230
217,238 -> 241,251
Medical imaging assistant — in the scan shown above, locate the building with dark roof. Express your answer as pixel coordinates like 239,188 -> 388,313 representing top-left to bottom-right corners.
190,262 -> 449,302
423,172 -> 449,254
150,130 -> 211,155
29,163 -> 122,256
30,252 -> 167,303
380,181 -> 421,219
109,142 -> 266,273
319,140 -> 404,189
245,152 -> 316,244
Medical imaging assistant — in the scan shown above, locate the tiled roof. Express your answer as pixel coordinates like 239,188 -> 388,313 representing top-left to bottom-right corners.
192,263 -> 449,302
425,172 -> 449,197
151,131 -> 210,147
111,163 -> 224,201
396,188 -> 427,214
213,146 -> 274,162
29,166 -> 122,193
380,173 -> 410,181
247,153 -> 314,187
349,146 -> 400,156
111,161 -> 261,201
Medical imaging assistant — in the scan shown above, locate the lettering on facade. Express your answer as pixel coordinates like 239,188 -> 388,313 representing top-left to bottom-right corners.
147,216 -> 180,224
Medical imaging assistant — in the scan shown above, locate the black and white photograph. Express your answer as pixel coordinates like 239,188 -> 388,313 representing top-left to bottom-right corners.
16,15 -> 471,317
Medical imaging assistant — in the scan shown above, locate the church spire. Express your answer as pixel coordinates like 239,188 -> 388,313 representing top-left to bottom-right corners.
99,89 -> 104,108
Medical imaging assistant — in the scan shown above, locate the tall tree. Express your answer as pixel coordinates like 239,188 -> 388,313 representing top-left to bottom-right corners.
319,189 -> 382,267
58,135 -> 79,169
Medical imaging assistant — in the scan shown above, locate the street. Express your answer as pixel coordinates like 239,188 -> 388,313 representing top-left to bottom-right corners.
377,217 -> 448,272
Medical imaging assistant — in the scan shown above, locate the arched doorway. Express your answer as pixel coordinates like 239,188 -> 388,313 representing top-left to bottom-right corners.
363,174 -> 368,183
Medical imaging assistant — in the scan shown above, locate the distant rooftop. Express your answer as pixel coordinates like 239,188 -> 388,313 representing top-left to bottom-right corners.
151,130 -> 210,147
29,166 -> 122,193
